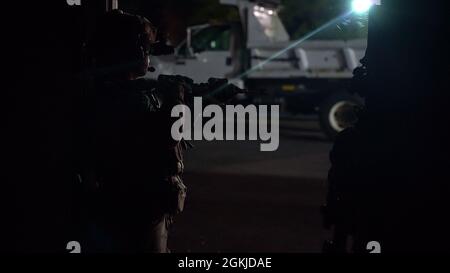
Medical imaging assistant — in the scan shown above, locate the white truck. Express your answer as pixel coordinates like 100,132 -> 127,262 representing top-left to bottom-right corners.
147,0 -> 367,139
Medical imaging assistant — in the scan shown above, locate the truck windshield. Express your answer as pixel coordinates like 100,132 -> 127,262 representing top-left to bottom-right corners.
191,25 -> 231,53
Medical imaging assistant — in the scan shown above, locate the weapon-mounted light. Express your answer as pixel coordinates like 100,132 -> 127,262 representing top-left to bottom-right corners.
351,0 -> 374,14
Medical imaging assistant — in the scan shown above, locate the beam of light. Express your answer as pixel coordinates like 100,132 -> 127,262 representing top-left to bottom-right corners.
190,11 -> 356,126
234,11 -> 353,80
207,10 -> 354,99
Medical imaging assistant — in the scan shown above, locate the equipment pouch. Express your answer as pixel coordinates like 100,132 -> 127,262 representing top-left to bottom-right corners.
166,175 -> 187,215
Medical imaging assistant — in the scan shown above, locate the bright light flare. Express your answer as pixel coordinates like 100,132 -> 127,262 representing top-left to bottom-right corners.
352,0 -> 374,14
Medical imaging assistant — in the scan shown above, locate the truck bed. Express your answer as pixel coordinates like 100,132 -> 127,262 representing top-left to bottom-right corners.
247,39 -> 367,79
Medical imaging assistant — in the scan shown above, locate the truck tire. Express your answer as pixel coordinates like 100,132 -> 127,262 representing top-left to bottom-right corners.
319,92 -> 362,140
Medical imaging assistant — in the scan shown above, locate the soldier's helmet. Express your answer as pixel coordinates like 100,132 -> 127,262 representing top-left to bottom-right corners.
89,10 -> 157,75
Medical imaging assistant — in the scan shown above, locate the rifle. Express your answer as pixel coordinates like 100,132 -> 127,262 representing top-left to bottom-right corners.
131,74 -> 248,110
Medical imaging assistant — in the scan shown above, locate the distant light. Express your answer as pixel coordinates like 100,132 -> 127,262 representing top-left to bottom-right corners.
253,5 -> 275,18
352,0 -> 373,13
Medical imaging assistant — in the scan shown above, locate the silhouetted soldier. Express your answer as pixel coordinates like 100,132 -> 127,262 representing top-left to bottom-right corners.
80,10 -> 187,253
322,2 -> 450,253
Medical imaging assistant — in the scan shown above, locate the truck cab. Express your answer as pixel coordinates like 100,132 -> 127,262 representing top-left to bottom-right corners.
171,23 -> 243,83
